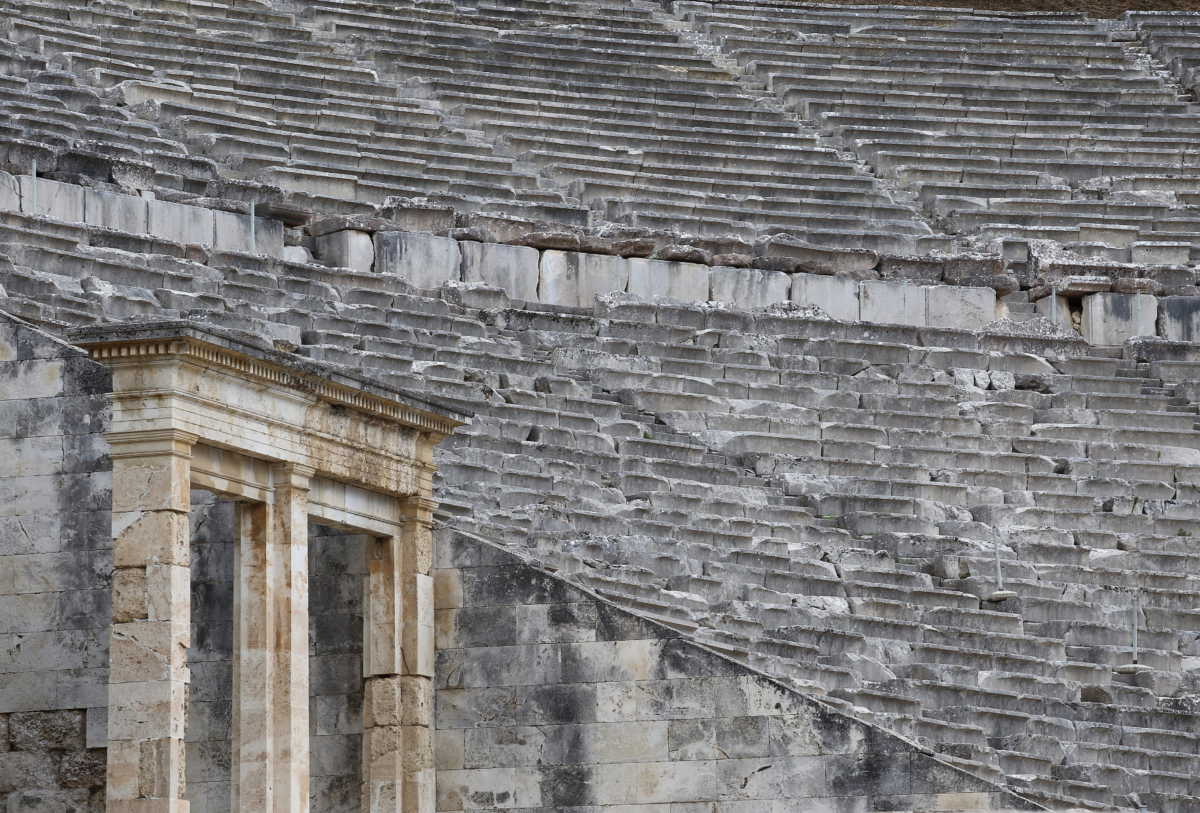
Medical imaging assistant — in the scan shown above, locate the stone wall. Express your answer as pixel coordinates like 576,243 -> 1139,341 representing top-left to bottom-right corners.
0,312 -> 111,811
318,222 -> 1200,345
0,172 -> 285,259
326,227 -> 1003,333
309,528 -> 368,813
187,494 -> 236,813
432,527 -> 1040,812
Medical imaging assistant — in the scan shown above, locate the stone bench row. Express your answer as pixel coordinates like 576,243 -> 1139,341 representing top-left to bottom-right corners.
313,220 -> 1200,347
671,1 -> 1200,262
314,226 -> 998,332
0,173 -> 284,258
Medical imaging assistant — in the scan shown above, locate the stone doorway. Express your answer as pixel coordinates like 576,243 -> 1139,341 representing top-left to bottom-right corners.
70,321 -> 463,813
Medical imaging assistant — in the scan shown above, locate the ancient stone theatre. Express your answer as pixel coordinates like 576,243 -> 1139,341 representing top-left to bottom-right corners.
1,0 -> 1199,812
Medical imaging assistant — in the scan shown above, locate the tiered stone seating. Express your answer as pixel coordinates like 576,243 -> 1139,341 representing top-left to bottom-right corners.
677,0 -> 1200,258
298,0 -> 941,252
0,21 -> 205,187
1,0 -> 589,222
7,0 -> 1200,261
3,209 -> 1200,809
2,0 -> 1200,810
1130,12 -> 1200,97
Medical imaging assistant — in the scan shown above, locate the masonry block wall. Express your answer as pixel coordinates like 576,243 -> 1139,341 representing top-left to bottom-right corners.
0,314 -> 111,810
186,494 -> 236,813
309,528 -> 368,813
432,528 -> 1039,812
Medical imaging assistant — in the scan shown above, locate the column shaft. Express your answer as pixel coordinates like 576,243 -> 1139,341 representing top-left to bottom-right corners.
232,502 -> 273,811
271,466 -> 311,813
361,496 -> 436,813
232,464 -> 312,813
106,430 -> 195,813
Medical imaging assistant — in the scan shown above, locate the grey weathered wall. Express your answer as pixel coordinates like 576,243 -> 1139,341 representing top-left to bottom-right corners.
432,528 -> 1039,812
0,312 -> 110,811
309,528 -> 367,813
187,493 -> 236,813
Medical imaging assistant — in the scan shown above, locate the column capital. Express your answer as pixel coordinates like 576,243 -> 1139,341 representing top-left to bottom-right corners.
271,461 -> 315,491
401,495 -> 438,525
107,429 -> 199,459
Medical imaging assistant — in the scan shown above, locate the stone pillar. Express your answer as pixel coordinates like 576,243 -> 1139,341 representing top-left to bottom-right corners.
232,464 -> 313,813
361,496 -> 436,813
232,500 -> 272,812
271,464 -> 313,813
106,429 -> 196,813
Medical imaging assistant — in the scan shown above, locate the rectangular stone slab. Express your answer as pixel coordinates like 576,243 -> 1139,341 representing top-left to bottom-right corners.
460,241 -> 539,301
791,273 -> 859,321
375,231 -> 461,289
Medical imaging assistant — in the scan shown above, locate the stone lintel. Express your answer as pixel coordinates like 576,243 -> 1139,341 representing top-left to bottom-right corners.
71,321 -> 467,497
69,319 -> 468,437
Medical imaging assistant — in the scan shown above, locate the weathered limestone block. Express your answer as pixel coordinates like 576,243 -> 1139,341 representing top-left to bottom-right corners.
282,245 -> 311,264
791,273 -> 859,321
0,356 -> 67,399
626,258 -> 710,302
460,241 -> 539,301
59,749 -> 105,789
927,285 -> 996,331
8,711 -> 84,751
709,267 -> 789,308
378,199 -> 457,234
1159,296 -> 1200,342
539,251 -> 629,308
760,236 -> 878,275
1078,222 -> 1139,248
1082,292 -> 1157,345
147,198 -> 214,246
316,228 -> 375,273
375,231 -> 461,288
213,210 -> 284,257
364,676 -> 432,729
1034,294 -> 1073,331
84,189 -> 148,234
0,171 -> 20,211
112,510 -> 189,569
20,177 -> 84,222
860,280 -> 927,326
1132,242 -> 1190,266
